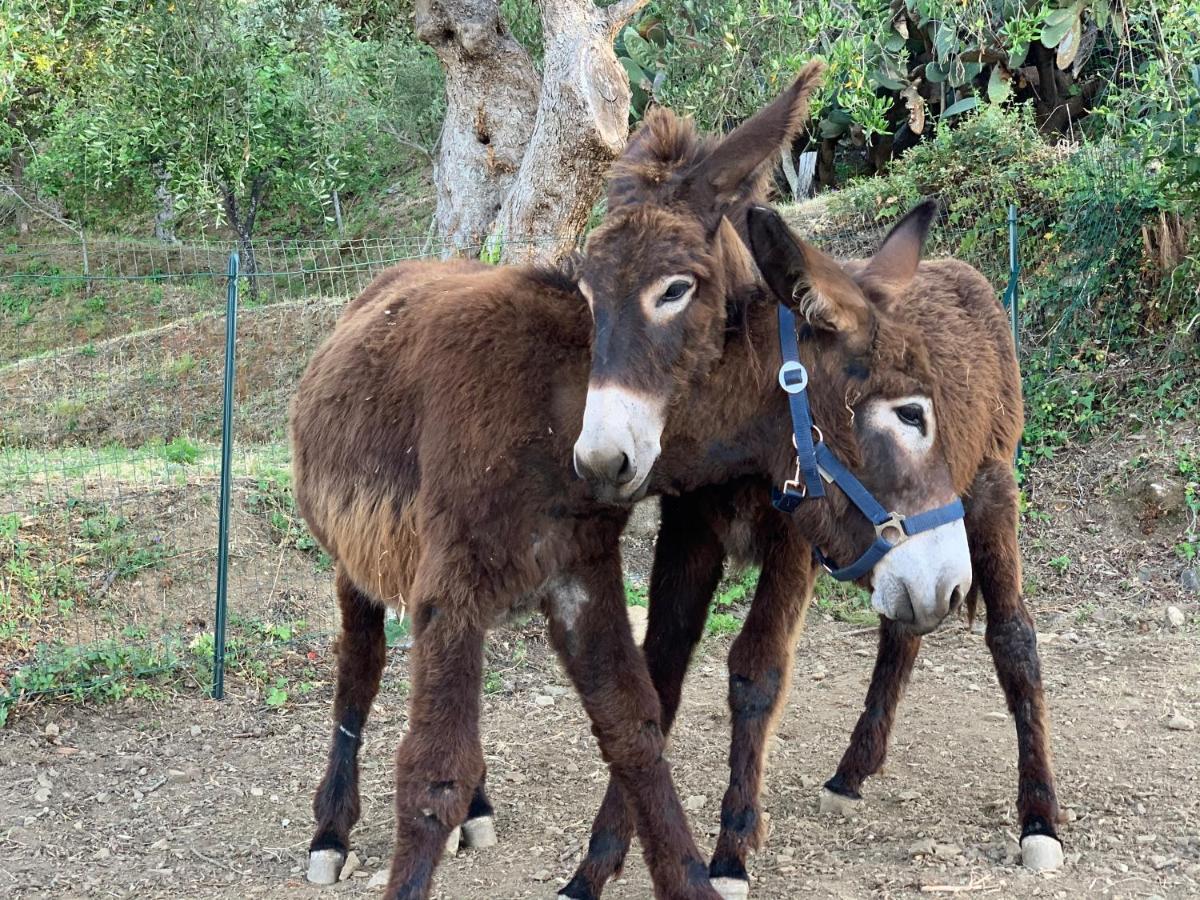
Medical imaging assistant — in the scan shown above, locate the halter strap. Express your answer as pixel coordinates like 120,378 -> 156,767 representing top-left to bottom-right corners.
771,304 -> 824,512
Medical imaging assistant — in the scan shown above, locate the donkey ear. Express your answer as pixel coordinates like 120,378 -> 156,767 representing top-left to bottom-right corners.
747,206 -> 871,336
863,200 -> 938,288
688,61 -> 825,210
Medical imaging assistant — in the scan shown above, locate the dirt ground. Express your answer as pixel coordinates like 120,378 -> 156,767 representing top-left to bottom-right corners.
2,429 -> 1199,899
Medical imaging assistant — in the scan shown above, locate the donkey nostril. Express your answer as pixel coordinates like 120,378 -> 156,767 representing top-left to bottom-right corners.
893,585 -> 915,624
949,585 -> 964,612
613,452 -> 635,485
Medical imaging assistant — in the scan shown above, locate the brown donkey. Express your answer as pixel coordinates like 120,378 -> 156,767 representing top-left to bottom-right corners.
292,65 -> 828,900
563,201 -> 1063,899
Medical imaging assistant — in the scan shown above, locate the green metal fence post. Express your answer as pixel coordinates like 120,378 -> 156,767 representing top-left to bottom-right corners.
212,251 -> 239,700
1006,203 -> 1022,467
1006,203 -> 1020,354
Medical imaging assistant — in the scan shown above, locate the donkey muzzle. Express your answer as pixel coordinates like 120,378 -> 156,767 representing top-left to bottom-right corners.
870,518 -> 972,634
573,384 -> 663,503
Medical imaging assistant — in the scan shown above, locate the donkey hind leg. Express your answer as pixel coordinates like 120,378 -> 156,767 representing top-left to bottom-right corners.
968,461 -> 1063,871
547,552 -> 721,900
308,569 -> 388,884
385,575 -> 487,900
709,532 -> 816,899
561,493 -> 725,900
820,616 -> 922,818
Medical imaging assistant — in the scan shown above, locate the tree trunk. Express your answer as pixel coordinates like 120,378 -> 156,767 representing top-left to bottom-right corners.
221,175 -> 266,300
816,138 -> 838,191
153,162 -> 179,244
416,0 -> 541,254
331,188 -> 344,237
492,0 -> 643,264
417,0 -> 646,263
11,152 -> 30,235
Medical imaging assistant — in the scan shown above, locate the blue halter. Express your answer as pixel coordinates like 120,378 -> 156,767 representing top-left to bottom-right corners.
770,304 -> 965,582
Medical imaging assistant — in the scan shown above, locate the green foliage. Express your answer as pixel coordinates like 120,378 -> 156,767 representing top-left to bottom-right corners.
385,614 -> 411,647
22,0 -> 443,238
624,580 -> 648,608
0,636 -> 184,728
705,611 -> 741,636
814,578 -> 876,625
245,467 -> 325,557
162,436 -> 200,465
1178,447 -> 1200,561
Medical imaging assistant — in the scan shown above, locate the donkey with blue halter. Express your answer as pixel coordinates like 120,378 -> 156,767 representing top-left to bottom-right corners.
565,201 -> 1061,897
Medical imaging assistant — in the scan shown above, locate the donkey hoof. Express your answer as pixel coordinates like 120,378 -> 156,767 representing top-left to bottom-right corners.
461,814 -> 498,849
1020,834 -> 1064,871
711,876 -> 750,900
818,787 -> 862,818
306,848 -> 346,885
443,825 -> 462,858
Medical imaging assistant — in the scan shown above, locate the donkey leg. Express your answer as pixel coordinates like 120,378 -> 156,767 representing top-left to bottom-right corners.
820,617 -> 922,817
561,493 -> 725,900
308,568 -> 388,884
967,462 -> 1062,871
384,580 -> 487,900
547,552 -> 721,900
709,531 -> 816,898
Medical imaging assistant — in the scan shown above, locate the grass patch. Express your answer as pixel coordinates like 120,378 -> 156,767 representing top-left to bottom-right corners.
814,577 -> 876,626
0,633 -> 186,727
244,465 -> 330,566
0,612 -> 325,725
624,579 -> 648,607
1,499 -> 174,654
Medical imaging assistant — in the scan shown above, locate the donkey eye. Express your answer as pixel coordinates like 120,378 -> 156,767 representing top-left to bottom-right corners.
658,279 -> 693,305
895,404 -> 926,431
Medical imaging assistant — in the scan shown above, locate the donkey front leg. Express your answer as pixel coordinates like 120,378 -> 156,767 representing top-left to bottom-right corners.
547,552 -> 721,900
967,461 -> 1063,871
561,492 -> 726,900
708,532 -> 816,900
308,569 -> 388,884
820,617 -> 922,817
384,569 -> 487,900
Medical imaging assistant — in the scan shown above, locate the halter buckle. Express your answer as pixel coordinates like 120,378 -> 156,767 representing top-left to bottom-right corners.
778,360 -> 808,394
875,513 -> 907,546
781,455 -> 806,498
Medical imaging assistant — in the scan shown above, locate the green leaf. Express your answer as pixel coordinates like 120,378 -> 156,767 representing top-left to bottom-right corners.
988,66 -> 1012,104
619,56 -> 651,92
934,23 -> 956,64
925,60 -> 947,84
1055,18 -> 1082,70
818,117 -> 848,140
1040,5 -> 1078,49
622,27 -> 657,72
1008,41 -> 1030,69
941,96 -> 980,118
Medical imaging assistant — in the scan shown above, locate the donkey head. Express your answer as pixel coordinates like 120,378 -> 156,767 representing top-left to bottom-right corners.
747,202 -> 973,635
572,62 -> 825,503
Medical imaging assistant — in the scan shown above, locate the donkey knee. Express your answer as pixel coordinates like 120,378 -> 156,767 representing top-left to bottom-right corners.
728,668 -> 782,721
608,719 -> 667,773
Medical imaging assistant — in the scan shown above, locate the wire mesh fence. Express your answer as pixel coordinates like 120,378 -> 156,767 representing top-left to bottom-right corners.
0,151 -> 1182,713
